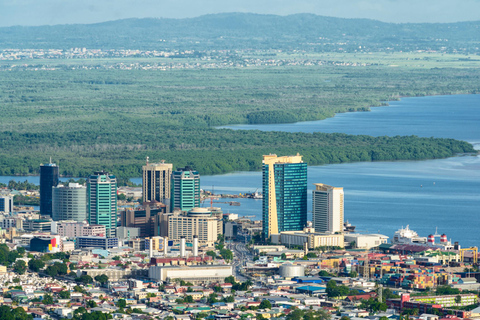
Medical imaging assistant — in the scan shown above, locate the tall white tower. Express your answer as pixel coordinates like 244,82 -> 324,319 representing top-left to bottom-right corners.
312,183 -> 344,233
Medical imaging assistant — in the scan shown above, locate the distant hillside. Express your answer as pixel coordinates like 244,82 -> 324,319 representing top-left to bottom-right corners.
1,13 -> 480,52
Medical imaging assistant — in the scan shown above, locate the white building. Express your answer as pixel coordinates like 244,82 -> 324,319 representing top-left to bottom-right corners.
344,233 -> 389,249
149,265 -> 233,283
0,196 -> 13,213
312,183 -> 344,233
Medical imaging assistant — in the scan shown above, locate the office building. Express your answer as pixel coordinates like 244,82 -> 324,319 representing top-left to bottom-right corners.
52,183 -> 87,221
171,166 -> 200,211
40,161 -> 59,217
271,228 -> 345,249
312,183 -> 344,233
168,208 -> 218,246
119,203 -> 167,237
77,236 -> 119,249
30,236 -> 61,253
55,221 -> 106,238
0,196 -> 13,213
87,171 -> 117,237
262,154 -> 307,238
142,159 -> 173,204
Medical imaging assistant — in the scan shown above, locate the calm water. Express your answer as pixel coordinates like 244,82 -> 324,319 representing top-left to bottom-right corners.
2,95 -> 480,247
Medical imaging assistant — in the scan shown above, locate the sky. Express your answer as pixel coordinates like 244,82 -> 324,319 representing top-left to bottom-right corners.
1,0 -> 480,27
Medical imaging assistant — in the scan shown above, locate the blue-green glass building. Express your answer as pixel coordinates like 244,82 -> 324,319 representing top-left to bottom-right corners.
87,171 -> 117,238
171,166 -> 200,211
262,154 -> 307,238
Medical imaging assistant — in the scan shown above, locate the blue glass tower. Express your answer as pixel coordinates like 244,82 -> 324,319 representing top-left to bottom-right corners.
262,154 -> 307,238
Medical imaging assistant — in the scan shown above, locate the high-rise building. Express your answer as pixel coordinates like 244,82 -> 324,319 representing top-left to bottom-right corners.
40,161 -> 59,217
52,183 -> 87,221
0,196 -> 13,213
312,183 -> 344,233
171,166 -> 200,211
142,159 -> 173,204
262,154 -> 307,238
168,208 -> 218,246
87,171 -> 117,237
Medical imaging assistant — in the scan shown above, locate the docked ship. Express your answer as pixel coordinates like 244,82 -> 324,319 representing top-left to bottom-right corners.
392,225 -> 454,250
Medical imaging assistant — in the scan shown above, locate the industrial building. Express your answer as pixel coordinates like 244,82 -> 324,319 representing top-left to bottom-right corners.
87,171 -> 117,237
149,264 -> 233,283
142,159 -> 173,204
312,183 -> 344,233
52,183 -> 87,222
171,166 -> 200,211
262,154 -> 307,238
39,161 -> 59,217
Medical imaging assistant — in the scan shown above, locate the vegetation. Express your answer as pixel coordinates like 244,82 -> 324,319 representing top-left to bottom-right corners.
0,244 -> 23,266
0,305 -> 33,320
0,48 -> 478,179
1,13 -> 480,54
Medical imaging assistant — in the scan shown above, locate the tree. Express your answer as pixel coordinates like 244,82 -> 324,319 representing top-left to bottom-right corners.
16,247 -> 25,255
225,275 -> 236,284
86,300 -> 97,308
95,274 -> 109,285
45,265 -> 58,278
28,259 -> 45,272
117,299 -> 127,308
349,271 -> 358,278
43,294 -> 54,305
76,274 -> 93,284
59,290 -> 70,299
13,260 -> 27,275
455,295 -> 462,304
184,295 -> 194,303
281,253 -> 287,260
206,251 -> 216,258
259,299 -> 272,309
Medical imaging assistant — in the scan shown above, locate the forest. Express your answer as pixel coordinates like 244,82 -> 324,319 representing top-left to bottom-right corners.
0,57 -> 478,180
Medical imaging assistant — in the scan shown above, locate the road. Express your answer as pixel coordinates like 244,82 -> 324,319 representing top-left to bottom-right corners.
231,241 -> 252,282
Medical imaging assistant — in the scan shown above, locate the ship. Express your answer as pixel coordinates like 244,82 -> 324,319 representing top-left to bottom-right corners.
392,225 -> 454,250
343,221 -> 356,233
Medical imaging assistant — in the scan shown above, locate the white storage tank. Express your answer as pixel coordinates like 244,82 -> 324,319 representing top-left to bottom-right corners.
279,263 -> 305,278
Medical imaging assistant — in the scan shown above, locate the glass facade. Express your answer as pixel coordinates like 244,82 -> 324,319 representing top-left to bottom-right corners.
87,171 -> 117,237
263,161 -> 307,237
40,163 -> 59,217
171,167 -> 200,211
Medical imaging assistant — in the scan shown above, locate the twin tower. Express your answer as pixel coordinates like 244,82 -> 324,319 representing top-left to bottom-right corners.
262,154 -> 344,239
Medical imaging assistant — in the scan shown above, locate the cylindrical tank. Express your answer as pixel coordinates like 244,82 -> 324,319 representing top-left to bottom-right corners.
279,263 -> 305,278
193,235 -> 199,257
180,236 -> 186,257
441,234 -> 447,243
428,234 -> 435,244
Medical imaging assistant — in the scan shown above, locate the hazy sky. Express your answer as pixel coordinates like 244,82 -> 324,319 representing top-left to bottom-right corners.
1,0 -> 480,27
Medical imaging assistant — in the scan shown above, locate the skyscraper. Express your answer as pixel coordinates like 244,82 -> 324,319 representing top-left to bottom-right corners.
312,183 -> 344,233
52,183 -> 87,222
171,166 -> 200,211
40,161 -> 59,217
0,196 -> 13,213
87,171 -> 117,237
262,154 -> 307,238
142,159 -> 173,204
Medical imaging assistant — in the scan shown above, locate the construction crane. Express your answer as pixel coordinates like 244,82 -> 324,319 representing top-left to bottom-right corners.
460,247 -> 478,264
